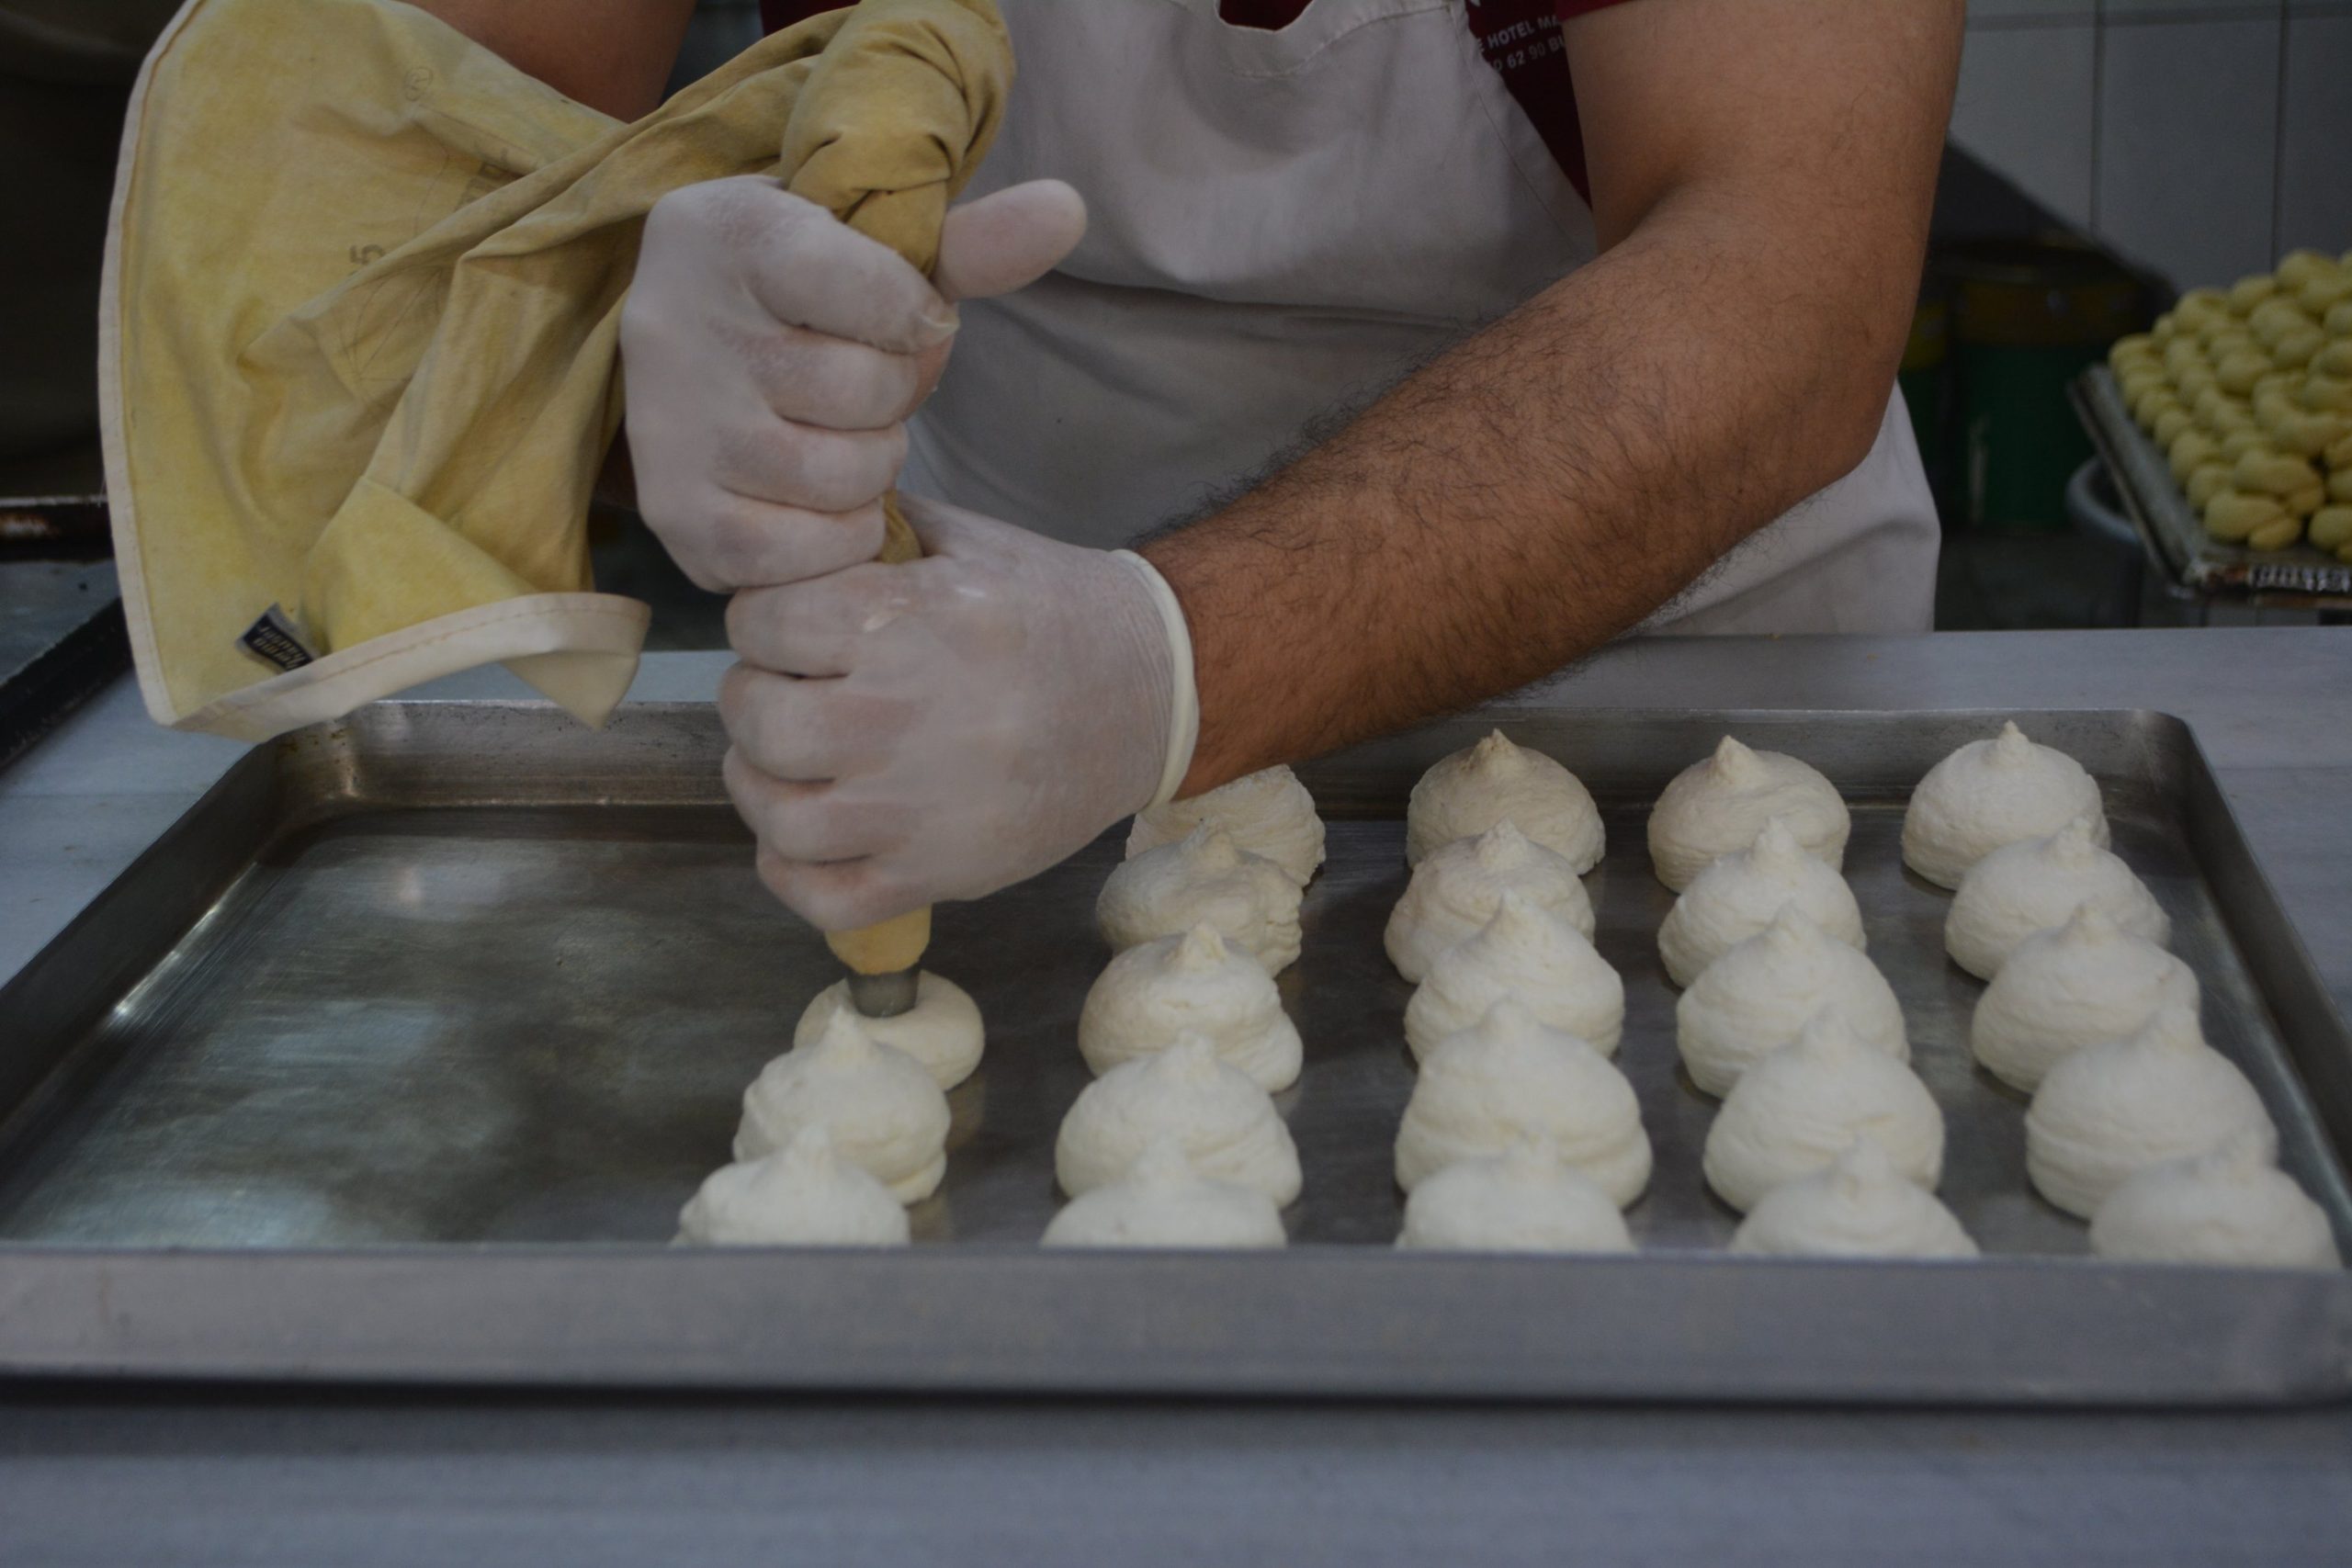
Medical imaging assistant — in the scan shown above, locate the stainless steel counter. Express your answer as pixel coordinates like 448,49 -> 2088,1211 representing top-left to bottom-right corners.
6,627 -> 2352,1562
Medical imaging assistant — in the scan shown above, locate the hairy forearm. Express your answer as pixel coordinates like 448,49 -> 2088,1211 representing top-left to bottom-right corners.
1137,0 -> 1959,796
1143,0 -> 1957,795
1142,189 -> 1905,791
406,0 -> 696,118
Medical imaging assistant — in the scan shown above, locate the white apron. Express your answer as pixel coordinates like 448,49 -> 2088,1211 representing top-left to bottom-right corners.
905,0 -> 1939,635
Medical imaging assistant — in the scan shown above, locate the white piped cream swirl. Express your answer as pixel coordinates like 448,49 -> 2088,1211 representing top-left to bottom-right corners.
1097,825 -> 1304,975
1055,1034 -> 1302,1204
1126,764 -> 1325,886
734,1009 -> 952,1204
1404,729 -> 1604,870
1970,905 -> 2199,1092
1731,1138 -> 1978,1259
1078,924 -> 1302,1090
1657,816 -> 1865,987
1676,907 -> 1907,1098
1702,1011 -> 1944,1213
2026,1003 -> 2276,1218
1403,893 -> 1624,1060
1396,1136 -> 1634,1253
1385,820 -> 1595,984
1395,999 -> 1650,1205
2090,1133 -> 2338,1269
1043,1136 -> 1288,1249
1903,721 -> 2109,889
677,1126 -> 911,1247
1945,817 -> 2167,980
1647,737 -> 1849,892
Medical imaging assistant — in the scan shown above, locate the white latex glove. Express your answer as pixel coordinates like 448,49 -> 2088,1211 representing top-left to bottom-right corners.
719,496 -> 1199,930
618,176 -> 1087,590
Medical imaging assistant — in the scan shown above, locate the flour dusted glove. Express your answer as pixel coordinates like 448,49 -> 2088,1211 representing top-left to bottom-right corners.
720,497 -> 1199,929
621,179 -> 1086,590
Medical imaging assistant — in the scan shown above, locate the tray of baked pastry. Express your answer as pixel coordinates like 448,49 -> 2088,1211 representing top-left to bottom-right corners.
0,700 -> 2347,1404
2070,245 -> 2352,604
2076,364 -> 2352,603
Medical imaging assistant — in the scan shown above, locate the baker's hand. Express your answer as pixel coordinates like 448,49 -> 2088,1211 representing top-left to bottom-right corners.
719,497 -> 1198,930
618,177 -> 1086,591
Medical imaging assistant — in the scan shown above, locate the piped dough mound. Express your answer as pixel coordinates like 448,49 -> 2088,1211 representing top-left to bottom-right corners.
1097,825 -> 1304,975
734,1009 -> 953,1203
1702,1011 -> 1945,1213
2026,1003 -> 2276,1218
2090,1133 -> 2339,1269
676,1126 -> 910,1247
1077,924 -> 1302,1091
1396,1136 -> 1635,1254
1055,1034 -> 1302,1204
1945,817 -> 2168,980
1647,737 -> 1849,892
1404,728 -> 1604,870
1403,892 -> 1625,1061
1971,905 -> 2200,1093
1903,720 -> 2109,889
1657,816 -> 1866,987
1126,764 -> 1326,887
1676,907 -> 1907,1098
1730,1137 -> 1979,1259
1385,820 -> 1596,984
1394,998 -> 1651,1204
794,970 -> 984,1090
1042,1136 -> 1287,1250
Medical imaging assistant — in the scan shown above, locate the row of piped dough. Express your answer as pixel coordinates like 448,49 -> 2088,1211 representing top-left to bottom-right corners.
1646,746 -> 1972,1256
1046,767 -> 1332,1247
1576,736 -> 1966,1254
675,964 -> 992,1246
1388,733 -> 1642,1252
1905,725 -> 2331,1267
675,868 -> 995,1239
675,984 -> 985,1248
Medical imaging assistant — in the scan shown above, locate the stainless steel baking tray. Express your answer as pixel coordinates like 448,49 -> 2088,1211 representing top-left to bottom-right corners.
3,702 -> 2348,1404
2075,366 -> 2352,604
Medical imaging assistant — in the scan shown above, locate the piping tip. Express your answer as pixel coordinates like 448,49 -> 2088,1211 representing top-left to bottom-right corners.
847,965 -> 921,1020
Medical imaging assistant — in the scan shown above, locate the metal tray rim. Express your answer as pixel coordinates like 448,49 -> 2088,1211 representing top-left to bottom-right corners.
6,1246 -> 2349,1406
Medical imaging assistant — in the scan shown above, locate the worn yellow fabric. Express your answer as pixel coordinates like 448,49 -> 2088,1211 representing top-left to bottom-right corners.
101,0 -> 1006,739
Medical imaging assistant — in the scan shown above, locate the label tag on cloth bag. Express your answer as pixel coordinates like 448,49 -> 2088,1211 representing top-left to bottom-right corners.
235,604 -> 319,672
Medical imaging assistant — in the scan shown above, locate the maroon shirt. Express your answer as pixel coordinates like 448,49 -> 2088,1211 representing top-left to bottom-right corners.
759,0 -> 1639,201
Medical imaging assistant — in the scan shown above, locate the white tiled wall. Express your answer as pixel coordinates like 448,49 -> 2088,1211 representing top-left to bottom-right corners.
2097,16 -> 2283,284
1949,1 -> 2352,290
1949,21 -> 2100,223
2276,14 -> 2352,254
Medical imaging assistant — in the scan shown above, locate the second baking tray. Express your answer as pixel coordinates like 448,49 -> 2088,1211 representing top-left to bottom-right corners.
1,702 -> 2348,1403
2075,365 -> 2352,604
